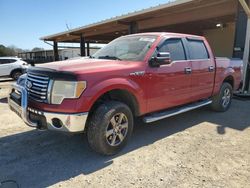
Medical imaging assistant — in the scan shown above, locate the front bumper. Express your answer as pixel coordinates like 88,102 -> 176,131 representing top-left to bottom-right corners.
8,83 -> 88,133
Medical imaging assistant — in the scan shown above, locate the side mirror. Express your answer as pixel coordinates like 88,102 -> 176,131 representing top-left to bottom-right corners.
150,52 -> 172,67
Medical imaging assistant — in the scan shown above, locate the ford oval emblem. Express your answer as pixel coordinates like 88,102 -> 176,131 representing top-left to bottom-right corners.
26,81 -> 33,89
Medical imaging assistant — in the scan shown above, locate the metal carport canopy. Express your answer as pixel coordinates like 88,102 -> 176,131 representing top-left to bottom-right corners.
40,0 -> 238,43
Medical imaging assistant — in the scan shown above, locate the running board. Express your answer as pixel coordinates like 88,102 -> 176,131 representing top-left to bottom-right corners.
143,100 -> 212,123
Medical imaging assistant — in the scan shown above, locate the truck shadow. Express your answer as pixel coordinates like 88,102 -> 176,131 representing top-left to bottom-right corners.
0,100 -> 249,187
0,98 -> 8,104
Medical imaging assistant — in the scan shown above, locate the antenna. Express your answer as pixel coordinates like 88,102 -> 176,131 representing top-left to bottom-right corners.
65,21 -> 70,31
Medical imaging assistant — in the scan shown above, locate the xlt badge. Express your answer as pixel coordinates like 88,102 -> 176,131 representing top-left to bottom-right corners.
129,71 -> 145,76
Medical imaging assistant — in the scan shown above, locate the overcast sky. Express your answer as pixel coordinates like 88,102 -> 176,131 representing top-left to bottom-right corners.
0,0 -> 171,50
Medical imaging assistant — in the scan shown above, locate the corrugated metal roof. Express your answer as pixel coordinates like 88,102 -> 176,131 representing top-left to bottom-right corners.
40,0 -> 237,42
40,0 -> 192,40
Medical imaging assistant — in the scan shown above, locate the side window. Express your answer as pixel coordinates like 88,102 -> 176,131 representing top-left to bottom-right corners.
158,38 -> 186,61
0,59 -> 10,64
187,39 -> 209,60
9,59 -> 17,63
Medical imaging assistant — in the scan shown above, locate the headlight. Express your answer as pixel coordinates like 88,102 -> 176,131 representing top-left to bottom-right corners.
51,81 -> 87,104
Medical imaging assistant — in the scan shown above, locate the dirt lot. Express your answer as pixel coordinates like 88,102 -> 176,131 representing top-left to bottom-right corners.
0,82 -> 249,188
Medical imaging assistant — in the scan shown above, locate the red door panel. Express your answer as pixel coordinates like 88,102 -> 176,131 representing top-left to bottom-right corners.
191,59 -> 215,101
146,61 -> 192,113
185,39 -> 215,101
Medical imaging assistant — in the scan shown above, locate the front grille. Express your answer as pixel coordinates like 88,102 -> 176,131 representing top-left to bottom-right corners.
26,73 -> 50,102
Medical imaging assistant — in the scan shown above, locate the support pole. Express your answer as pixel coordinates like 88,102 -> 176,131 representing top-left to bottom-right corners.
129,22 -> 138,34
53,41 -> 59,61
44,50 -> 47,61
239,0 -> 250,92
87,42 -> 90,56
233,3 -> 248,58
242,19 -> 250,92
80,35 -> 86,57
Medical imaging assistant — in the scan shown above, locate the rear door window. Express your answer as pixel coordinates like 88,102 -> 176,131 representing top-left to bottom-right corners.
158,38 -> 186,61
187,39 -> 209,60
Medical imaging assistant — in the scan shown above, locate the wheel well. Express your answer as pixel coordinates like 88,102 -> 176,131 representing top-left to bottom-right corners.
89,89 -> 140,117
223,76 -> 234,88
10,68 -> 22,76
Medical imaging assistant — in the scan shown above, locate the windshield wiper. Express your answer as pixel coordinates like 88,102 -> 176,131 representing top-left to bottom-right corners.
98,55 -> 121,61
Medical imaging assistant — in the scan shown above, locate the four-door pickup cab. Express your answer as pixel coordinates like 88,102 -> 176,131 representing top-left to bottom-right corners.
8,32 -> 242,155
0,57 -> 27,80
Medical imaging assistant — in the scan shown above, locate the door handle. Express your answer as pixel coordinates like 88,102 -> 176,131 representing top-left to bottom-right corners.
208,66 -> 214,72
185,67 -> 192,74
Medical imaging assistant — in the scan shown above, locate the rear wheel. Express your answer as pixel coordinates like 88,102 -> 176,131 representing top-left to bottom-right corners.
11,70 -> 22,80
211,82 -> 233,112
87,101 -> 133,155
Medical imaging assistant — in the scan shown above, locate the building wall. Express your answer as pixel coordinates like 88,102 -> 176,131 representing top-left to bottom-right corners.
18,48 -> 100,63
203,22 -> 236,58
59,49 -> 80,60
59,48 -> 99,60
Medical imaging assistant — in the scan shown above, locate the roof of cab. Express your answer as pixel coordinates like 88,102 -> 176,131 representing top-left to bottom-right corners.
122,32 -> 204,39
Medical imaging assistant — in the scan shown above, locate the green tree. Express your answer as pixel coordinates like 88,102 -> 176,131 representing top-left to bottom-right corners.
0,44 -> 28,57
0,45 -> 16,56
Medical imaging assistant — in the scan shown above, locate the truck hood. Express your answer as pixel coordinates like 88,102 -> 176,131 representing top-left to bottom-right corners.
37,58 -> 138,74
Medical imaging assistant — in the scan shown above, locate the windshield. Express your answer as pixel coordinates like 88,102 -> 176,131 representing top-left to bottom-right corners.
92,35 -> 157,61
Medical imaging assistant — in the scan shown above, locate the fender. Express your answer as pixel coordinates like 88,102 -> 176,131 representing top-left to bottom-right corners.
77,77 -> 147,114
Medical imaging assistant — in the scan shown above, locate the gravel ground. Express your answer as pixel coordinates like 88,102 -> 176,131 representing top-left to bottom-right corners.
0,83 -> 249,188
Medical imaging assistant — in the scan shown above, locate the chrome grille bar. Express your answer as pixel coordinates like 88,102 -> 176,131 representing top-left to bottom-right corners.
28,73 -> 49,80
26,88 -> 47,96
27,77 -> 49,84
26,73 -> 50,102
32,82 -> 48,88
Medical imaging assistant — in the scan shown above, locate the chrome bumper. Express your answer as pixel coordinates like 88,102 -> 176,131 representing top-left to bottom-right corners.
8,83 -> 88,133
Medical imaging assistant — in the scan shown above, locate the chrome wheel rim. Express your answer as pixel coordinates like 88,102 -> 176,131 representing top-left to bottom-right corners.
106,113 -> 128,146
222,88 -> 231,108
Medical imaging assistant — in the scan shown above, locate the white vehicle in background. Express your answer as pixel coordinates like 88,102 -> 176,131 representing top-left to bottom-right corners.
0,57 -> 28,80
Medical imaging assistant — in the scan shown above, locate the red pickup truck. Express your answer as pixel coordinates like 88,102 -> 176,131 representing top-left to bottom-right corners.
9,32 -> 242,155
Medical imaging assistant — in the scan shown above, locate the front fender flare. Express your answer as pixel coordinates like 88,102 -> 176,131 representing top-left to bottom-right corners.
78,78 -> 146,115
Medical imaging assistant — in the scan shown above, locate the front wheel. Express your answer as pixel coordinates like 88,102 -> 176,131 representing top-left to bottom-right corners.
211,82 -> 233,112
87,101 -> 134,155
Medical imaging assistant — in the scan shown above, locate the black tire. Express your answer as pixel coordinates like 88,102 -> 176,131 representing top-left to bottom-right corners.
11,70 -> 22,80
87,101 -> 134,155
211,82 -> 233,112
